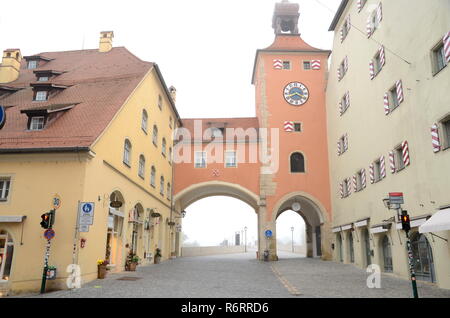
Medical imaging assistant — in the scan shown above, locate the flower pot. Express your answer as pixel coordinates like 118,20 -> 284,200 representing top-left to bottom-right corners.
126,262 -> 137,271
98,265 -> 107,279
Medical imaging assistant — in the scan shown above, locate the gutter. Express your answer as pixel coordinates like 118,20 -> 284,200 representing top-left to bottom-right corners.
0,146 -> 90,154
328,0 -> 349,31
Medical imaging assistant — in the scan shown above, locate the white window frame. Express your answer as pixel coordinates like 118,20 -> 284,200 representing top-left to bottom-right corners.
38,76 -> 49,82
29,116 -> 45,130
195,151 -> 207,168
432,41 -> 447,75
34,91 -> 48,101
138,155 -> 145,179
389,85 -> 400,110
225,151 -> 237,168
282,61 -> 291,70
162,138 -> 167,157
303,61 -> 311,70
141,110 -> 148,133
158,95 -> 162,110
0,178 -> 11,201
150,167 -> 156,187
27,60 -> 37,69
123,140 -> 132,166
160,177 -> 165,196
394,146 -> 405,171
152,125 -> 158,146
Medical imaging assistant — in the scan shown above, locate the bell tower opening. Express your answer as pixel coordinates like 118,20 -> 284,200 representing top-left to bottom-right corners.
272,0 -> 300,35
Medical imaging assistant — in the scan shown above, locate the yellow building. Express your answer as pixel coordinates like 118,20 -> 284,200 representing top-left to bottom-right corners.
0,31 -> 182,295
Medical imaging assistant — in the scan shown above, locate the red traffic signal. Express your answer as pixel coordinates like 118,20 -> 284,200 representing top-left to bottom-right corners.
401,210 -> 411,232
40,213 -> 50,229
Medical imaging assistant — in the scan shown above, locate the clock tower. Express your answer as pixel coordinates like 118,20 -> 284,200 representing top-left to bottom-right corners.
252,0 -> 333,260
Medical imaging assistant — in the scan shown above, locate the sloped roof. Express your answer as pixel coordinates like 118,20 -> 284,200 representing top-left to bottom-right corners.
0,47 -> 162,152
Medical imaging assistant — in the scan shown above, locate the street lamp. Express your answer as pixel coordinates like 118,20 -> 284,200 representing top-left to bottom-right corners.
244,226 -> 248,253
291,226 -> 294,253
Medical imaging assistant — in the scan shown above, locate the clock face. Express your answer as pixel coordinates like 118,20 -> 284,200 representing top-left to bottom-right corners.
283,82 -> 309,106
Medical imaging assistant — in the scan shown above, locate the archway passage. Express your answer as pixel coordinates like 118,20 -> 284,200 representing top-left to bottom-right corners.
276,210 -> 306,258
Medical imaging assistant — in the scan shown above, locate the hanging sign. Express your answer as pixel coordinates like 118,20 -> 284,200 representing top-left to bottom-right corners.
389,192 -> 404,205
0,106 -> 6,129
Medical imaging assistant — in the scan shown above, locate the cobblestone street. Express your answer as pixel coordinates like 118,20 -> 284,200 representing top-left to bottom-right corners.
17,252 -> 450,298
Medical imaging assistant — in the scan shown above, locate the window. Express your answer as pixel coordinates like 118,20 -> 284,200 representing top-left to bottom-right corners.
341,18 -> 350,42
225,151 -> 237,168
158,95 -> 162,110
211,127 -> 224,138
444,119 -> 450,149
0,178 -> 11,201
432,42 -> 447,75
168,147 -> 173,164
358,0 -> 367,12
141,110 -> 148,133
343,179 -> 350,197
38,76 -> 49,82
374,51 -> 382,75
294,123 -> 302,132
290,152 -> 305,173
356,170 -> 364,191
152,125 -> 158,146
123,139 -> 132,166
195,151 -> 207,168
138,155 -> 145,178
0,230 -> 14,281
162,138 -> 167,156
27,60 -> 37,69
282,61 -> 291,70
341,93 -> 350,114
169,116 -> 173,129
160,176 -> 165,196
303,61 -> 311,70
374,159 -> 381,182
34,91 -> 48,101
389,85 -> 400,111
394,146 -> 405,171
29,117 -> 45,130
338,134 -> 348,155
167,183 -> 171,200
150,166 -> 156,187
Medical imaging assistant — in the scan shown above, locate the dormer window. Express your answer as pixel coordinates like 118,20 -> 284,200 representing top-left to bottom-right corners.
34,91 -> 48,101
38,76 -> 49,82
30,116 -> 45,130
27,60 -> 37,69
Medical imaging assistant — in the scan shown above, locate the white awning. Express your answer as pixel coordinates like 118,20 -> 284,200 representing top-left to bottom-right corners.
341,224 -> 352,231
332,227 -> 341,233
370,226 -> 388,234
419,208 -> 450,234
0,215 -> 26,223
355,219 -> 369,228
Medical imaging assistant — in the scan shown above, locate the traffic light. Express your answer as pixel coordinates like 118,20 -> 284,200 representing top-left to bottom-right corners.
401,210 -> 411,232
40,213 -> 50,229
40,210 -> 55,229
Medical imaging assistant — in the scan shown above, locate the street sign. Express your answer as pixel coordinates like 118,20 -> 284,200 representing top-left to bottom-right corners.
389,192 -> 404,205
79,202 -> 95,225
0,106 -> 6,130
265,230 -> 273,238
52,194 -> 62,210
44,229 -> 55,240
79,224 -> 89,233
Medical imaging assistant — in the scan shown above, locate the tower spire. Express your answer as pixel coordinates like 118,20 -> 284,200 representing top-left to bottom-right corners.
272,0 -> 300,35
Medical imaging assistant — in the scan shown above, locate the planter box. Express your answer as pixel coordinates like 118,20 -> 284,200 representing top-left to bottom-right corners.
98,265 -> 107,279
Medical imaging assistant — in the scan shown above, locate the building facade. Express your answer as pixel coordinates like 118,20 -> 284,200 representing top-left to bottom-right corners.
327,0 -> 450,289
0,32 -> 182,295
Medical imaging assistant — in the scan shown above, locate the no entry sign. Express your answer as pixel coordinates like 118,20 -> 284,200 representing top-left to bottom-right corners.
44,229 -> 55,240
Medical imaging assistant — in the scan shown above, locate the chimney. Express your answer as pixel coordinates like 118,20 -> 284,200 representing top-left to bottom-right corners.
169,86 -> 177,103
99,31 -> 114,53
0,49 -> 22,83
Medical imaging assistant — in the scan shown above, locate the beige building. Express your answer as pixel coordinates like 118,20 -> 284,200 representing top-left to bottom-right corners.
0,32 -> 182,295
327,0 -> 450,289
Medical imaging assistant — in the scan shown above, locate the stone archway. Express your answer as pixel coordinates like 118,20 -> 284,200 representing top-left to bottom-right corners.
107,190 -> 126,269
270,191 -> 331,261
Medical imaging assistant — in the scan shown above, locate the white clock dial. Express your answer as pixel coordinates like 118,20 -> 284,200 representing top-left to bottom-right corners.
283,82 -> 309,106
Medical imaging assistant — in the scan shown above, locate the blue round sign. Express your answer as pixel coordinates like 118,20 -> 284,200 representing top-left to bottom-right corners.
44,229 -> 55,240
265,230 -> 273,238
82,203 -> 93,213
0,106 -> 6,130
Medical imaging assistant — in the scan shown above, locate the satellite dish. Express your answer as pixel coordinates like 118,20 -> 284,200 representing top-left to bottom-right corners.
292,202 -> 301,212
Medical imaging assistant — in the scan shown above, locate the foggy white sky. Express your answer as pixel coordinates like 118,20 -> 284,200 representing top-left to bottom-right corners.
0,0 -> 340,245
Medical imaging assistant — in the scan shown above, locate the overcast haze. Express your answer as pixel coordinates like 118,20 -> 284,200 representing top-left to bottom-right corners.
0,0 -> 340,245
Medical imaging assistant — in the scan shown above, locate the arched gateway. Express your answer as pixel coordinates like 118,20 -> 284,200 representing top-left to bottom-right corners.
174,1 -> 332,261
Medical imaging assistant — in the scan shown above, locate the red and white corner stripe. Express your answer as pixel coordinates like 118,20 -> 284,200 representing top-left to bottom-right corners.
431,124 -> 441,153
284,121 -> 294,132
402,141 -> 410,166
444,31 -> 450,64
273,59 -> 283,70
312,60 -> 321,70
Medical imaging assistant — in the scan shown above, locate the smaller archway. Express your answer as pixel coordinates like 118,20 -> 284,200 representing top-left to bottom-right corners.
107,191 -> 125,267
0,230 -> 14,281
381,235 -> 393,273
411,233 -> 436,282
130,203 -> 144,257
290,152 -> 305,173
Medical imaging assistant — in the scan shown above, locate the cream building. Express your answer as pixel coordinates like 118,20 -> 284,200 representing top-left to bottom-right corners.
0,32 -> 182,295
327,0 -> 450,289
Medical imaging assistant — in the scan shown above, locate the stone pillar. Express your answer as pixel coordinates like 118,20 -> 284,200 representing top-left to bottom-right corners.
320,222 -> 333,261
257,203 -> 277,261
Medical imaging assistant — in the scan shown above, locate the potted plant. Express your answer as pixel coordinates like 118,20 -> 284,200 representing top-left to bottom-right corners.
154,248 -> 162,264
125,251 -> 140,271
97,259 -> 109,279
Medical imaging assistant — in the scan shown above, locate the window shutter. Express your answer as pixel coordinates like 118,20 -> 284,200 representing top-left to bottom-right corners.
396,80 -> 404,104
339,101 -> 343,116
340,182 -> 344,199
361,169 -> 367,189
366,16 -> 373,37
431,124 -> 441,153
379,46 -> 386,67
444,31 -> 450,64
346,15 -> 351,32
376,3 -> 383,25
402,141 -> 410,166
340,29 -> 344,43
337,140 -> 342,156
369,61 -> 375,80
384,93 -> 390,115
338,67 -> 341,81
369,163 -> 375,184
389,151 -> 396,173
353,175 -> 358,192
347,178 -> 352,195
345,91 -> 350,110
380,156 -> 386,179
344,56 -> 349,73
284,121 -> 294,132
344,134 -> 349,152
357,0 -> 363,12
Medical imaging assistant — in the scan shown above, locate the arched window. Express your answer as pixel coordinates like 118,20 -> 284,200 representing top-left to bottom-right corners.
162,138 -> 167,156
138,155 -> 145,178
160,176 -> 165,196
141,110 -> 148,132
169,147 -> 172,164
152,125 -> 158,146
382,235 -> 393,272
290,152 -> 305,173
123,139 -> 132,166
411,233 -> 435,282
348,232 -> 354,263
0,230 -> 14,281
150,166 -> 156,187
167,183 -> 171,199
